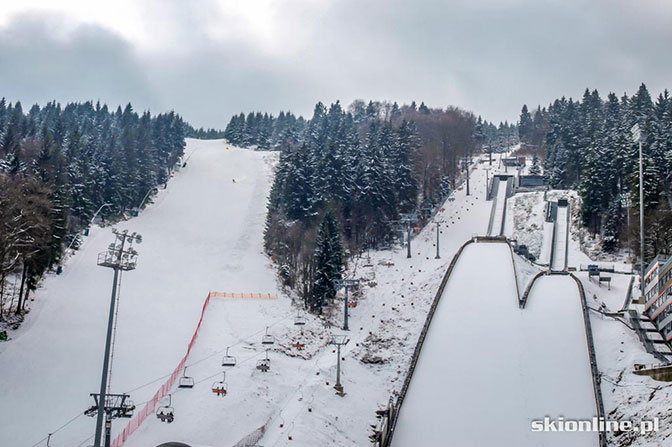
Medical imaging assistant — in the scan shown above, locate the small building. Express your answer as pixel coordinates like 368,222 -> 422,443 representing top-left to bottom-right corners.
644,254 -> 672,342
503,156 -> 525,167
518,174 -> 546,188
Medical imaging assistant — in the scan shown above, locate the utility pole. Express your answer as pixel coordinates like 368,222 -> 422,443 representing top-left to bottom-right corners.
93,229 -> 142,447
329,334 -> 349,396
435,221 -> 443,259
464,156 -> 471,196
399,213 -> 417,259
333,279 -> 360,331
631,124 -> 645,291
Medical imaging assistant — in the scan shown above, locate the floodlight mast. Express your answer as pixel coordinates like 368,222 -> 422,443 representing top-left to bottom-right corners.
631,123 -> 645,291
93,229 -> 142,447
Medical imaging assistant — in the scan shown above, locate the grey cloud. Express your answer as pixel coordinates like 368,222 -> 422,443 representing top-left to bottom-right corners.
0,13 -> 158,114
1,1 -> 671,128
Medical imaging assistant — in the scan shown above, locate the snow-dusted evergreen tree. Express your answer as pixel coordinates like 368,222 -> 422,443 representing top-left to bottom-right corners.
0,97 -> 189,314
529,154 -> 541,175
310,213 -> 344,312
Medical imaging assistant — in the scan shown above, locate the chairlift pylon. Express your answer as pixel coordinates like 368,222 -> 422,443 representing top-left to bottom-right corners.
221,346 -> 237,367
156,394 -> 174,423
211,371 -> 228,397
261,326 -> 275,345
256,350 -> 271,372
178,366 -> 195,389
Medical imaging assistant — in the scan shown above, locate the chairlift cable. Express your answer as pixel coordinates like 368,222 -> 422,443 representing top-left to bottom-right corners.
123,313 -> 292,395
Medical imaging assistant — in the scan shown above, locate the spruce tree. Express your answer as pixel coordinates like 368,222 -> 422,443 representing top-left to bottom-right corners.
310,213 -> 344,312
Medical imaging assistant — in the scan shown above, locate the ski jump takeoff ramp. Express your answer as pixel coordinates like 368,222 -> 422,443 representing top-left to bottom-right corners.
487,177 -> 509,236
392,242 -> 598,447
550,201 -> 570,271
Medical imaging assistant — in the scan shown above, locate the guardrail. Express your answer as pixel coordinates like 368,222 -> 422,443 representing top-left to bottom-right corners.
568,273 -> 607,447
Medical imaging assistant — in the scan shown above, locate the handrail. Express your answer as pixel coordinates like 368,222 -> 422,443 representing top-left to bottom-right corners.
621,276 -> 635,311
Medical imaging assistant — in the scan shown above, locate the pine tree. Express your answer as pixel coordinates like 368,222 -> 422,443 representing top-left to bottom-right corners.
529,154 -> 541,175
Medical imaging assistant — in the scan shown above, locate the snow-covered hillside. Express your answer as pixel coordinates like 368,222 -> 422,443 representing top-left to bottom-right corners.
0,138 -> 505,447
3,138 -> 668,447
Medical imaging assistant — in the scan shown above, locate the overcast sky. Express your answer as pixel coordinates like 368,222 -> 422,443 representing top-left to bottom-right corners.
0,0 -> 671,128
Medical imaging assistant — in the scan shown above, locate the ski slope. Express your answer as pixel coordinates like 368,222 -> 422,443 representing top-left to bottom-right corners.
392,243 -> 598,446
0,139 -> 292,447
551,205 -> 569,271
487,178 -> 508,236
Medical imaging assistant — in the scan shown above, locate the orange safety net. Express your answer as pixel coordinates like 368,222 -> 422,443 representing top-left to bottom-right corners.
207,291 -> 277,300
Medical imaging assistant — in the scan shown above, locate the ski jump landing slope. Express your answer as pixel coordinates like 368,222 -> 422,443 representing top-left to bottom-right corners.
392,243 -> 597,446
551,205 -> 569,271
0,139 -> 284,447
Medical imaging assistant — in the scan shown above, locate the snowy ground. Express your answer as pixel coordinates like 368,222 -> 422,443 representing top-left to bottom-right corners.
506,191 -> 546,259
3,139 -> 670,447
0,140 -> 497,447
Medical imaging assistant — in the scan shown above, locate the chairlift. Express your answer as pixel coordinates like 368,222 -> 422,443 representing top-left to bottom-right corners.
261,326 -> 275,345
294,313 -> 307,326
121,399 -> 135,418
256,350 -> 271,372
178,366 -> 195,389
156,394 -> 174,423
211,372 -> 228,397
222,346 -> 237,367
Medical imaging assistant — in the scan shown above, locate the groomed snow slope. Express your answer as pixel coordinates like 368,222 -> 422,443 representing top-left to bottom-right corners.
0,139 -> 288,447
551,205 -> 569,271
393,243 -> 597,446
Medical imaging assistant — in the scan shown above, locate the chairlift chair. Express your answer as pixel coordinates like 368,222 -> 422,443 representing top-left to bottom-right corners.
156,394 -> 174,423
294,314 -> 307,326
256,351 -> 271,372
121,399 -> 135,418
222,346 -> 237,367
261,326 -> 275,345
178,367 -> 195,389
293,341 -> 305,350
211,372 -> 228,397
